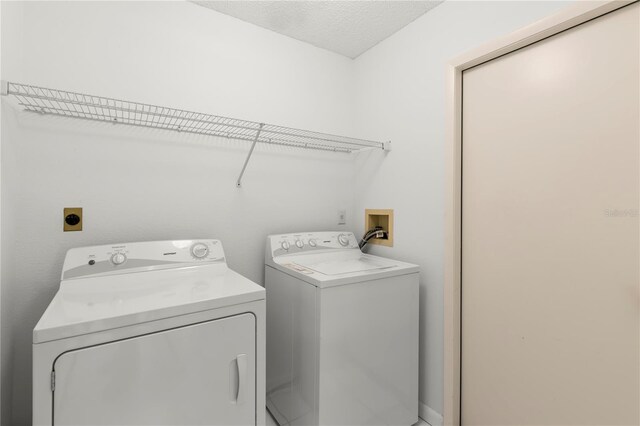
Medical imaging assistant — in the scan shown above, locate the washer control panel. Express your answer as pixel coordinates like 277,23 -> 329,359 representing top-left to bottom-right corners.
268,231 -> 358,258
61,239 -> 225,280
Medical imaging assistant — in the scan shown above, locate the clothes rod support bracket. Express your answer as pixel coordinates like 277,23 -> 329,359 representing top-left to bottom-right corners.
236,123 -> 264,188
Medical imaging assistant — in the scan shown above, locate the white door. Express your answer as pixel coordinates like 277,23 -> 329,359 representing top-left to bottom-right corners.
461,3 -> 639,425
53,313 -> 256,425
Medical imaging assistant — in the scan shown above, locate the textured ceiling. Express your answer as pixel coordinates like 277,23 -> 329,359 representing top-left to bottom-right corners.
192,1 -> 443,59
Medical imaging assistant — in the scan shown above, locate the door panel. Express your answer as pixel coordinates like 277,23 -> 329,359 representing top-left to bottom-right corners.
462,3 -> 639,425
54,313 -> 256,426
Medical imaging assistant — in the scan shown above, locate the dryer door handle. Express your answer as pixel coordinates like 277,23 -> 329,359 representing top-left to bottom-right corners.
234,354 -> 247,405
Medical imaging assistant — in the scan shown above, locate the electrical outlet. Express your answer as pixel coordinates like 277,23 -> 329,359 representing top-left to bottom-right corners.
64,207 -> 83,232
337,209 -> 347,225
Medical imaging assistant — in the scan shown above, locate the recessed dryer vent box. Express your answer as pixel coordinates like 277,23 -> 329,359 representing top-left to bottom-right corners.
364,209 -> 393,247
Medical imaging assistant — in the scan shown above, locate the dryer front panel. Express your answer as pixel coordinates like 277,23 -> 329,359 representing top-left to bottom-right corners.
52,313 -> 256,425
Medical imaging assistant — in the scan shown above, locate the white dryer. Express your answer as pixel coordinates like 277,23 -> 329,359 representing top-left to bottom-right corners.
33,239 -> 265,426
265,232 -> 419,426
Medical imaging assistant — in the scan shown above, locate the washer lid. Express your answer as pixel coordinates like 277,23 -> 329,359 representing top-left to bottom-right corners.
33,264 -> 264,344
272,251 -> 419,288
293,255 -> 397,275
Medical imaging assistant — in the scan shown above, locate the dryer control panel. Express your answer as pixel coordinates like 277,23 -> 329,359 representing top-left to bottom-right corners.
267,231 -> 359,258
62,239 -> 225,280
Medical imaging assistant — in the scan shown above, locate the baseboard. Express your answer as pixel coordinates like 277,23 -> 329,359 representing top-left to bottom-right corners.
419,402 -> 443,426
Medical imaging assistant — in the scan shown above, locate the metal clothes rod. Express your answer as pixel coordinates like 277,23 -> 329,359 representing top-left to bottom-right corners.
1,81 -> 391,186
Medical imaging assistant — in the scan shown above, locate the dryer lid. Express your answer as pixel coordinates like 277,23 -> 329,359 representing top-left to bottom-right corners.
33,264 -> 264,344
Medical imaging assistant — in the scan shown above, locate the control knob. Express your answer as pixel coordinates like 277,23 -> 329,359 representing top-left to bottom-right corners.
308,239 -> 317,247
295,240 -> 304,249
337,233 -> 350,246
281,241 -> 290,251
111,252 -> 127,265
191,243 -> 209,259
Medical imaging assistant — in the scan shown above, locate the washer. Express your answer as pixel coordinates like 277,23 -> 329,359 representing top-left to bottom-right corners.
33,239 -> 265,426
265,231 -> 419,426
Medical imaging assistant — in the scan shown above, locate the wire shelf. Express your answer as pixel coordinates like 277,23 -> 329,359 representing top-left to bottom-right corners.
1,81 -> 387,153
1,81 -> 390,186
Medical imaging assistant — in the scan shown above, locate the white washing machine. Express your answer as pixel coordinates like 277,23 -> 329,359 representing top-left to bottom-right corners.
264,232 -> 419,426
33,239 -> 265,426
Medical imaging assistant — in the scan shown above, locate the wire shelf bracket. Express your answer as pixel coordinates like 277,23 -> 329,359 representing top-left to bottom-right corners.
1,81 -> 391,186
236,123 -> 264,188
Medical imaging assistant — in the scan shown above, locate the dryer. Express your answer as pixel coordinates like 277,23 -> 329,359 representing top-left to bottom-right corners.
33,239 -> 265,426
265,232 -> 419,426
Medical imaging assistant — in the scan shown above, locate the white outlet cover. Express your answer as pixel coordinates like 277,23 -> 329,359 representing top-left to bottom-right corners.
338,209 -> 347,225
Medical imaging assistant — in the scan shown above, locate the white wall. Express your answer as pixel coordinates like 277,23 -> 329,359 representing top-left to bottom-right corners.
351,1 -> 572,423
0,2 -> 356,424
1,2 -> 25,423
